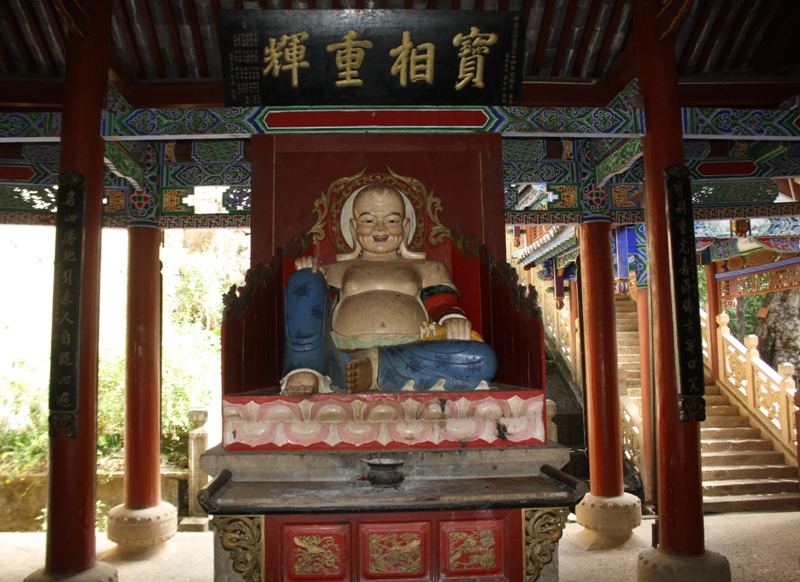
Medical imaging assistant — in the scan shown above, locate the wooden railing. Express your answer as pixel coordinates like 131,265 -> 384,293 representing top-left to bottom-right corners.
711,311 -> 798,463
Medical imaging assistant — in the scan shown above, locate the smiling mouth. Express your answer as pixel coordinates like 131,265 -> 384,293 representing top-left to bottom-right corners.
372,236 -> 389,242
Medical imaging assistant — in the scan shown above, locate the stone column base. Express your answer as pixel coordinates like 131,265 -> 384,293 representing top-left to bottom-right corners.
574,492 -> 642,549
107,501 -> 177,547
25,562 -> 117,582
638,548 -> 731,582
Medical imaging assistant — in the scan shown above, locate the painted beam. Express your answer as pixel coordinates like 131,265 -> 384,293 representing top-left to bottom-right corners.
4,76 -> 800,110
4,106 -> 800,140
506,201 -> 800,226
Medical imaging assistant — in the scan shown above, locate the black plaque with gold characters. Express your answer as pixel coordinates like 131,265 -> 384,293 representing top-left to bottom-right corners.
664,164 -> 706,422
219,10 -> 525,106
48,171 -> 87,438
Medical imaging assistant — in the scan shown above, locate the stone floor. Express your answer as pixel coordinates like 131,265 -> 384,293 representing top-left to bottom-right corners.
1,511 -> 798,581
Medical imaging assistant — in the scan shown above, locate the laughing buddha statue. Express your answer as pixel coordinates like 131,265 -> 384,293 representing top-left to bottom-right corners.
281,183 -> 497,395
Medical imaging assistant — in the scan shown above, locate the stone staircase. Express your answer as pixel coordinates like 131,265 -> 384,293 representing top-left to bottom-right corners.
613,295 -> 800,513
614,296 -> 642,407
700,382 -> 800,513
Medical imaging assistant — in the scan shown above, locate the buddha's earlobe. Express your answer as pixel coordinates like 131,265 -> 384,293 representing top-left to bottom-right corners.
399,238 -> 425,260
336,221 -> 362,261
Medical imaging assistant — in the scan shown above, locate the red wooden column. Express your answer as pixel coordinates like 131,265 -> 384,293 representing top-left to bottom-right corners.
634,0 -> 729,578
250,135 -> 276,266
574,221 -> 641,546
106,225 -> 177,546
28,1 -> 116,580
636,287 -> 654,503
581,222 -> 622,495
705,262 -> 721,382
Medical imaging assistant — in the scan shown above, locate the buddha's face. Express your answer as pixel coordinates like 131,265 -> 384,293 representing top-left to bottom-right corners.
351,186 -> 409,258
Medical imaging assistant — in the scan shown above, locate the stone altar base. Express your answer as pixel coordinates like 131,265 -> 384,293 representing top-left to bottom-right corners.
200,443 -> 582,581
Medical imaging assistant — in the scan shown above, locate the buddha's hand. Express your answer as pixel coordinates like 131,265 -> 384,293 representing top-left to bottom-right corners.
443,317 -> 472,341
295,256 -> 325,274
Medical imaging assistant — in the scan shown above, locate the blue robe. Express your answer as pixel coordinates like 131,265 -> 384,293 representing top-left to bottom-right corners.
282,268 -> 497,392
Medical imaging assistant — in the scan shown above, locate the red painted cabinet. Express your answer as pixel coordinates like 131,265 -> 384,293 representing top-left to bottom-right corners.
261,509 -> 522,582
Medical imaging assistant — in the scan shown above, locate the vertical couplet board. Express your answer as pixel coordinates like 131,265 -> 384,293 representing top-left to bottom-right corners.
48,170 -> 87,437
664,164 -> 706,422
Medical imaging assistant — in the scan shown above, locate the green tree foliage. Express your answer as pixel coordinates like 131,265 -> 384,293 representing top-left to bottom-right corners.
0,360 -> 49,477
698,265 -> 762,339
1,228 -> 249,477
724,295 -> 763,340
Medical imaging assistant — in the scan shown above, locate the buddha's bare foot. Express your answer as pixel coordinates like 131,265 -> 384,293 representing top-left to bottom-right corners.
283,371 -> 319,396
346,357 -> 373,393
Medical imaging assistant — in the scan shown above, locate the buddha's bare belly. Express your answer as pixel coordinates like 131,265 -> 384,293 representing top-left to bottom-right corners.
333,291 -> 427,337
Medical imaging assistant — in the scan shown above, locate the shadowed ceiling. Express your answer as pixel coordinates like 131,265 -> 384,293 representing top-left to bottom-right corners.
1,0 -> 799,110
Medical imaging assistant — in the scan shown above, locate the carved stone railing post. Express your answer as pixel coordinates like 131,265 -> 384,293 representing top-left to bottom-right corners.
744,335 -> 760,409
716,313 -> 730,381
778,363 -> 796,445
188,408 -> 209,517
712,315 -> 797,464
180,407 -> 210,531
546,399 -> 558,443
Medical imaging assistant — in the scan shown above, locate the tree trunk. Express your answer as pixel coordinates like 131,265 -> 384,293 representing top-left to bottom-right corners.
736,298 -> 746,341
753,289 -> 800,371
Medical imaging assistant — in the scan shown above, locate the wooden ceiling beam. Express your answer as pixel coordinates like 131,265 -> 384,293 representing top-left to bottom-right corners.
136,0 -> 167,78
187,0 -> 209,78
591,0 -> 625,78
0,0 -> 39,74
113,0 -> 145,79
19,0 -> 60,76
108,45 -> 136,93
0,78 -> 65,109
752,0 -> 800,73
161,0 -> 189,78
1,73 -> 799,115
676,80 -> 800,109
655,0 -> 693,41
41,0 -> 69,58
520,79 -> 613,107
570,0 -> 604,78
127,79 -> 225,108
601,37 -> 637,97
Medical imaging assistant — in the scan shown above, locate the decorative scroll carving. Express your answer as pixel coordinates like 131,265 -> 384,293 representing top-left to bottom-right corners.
306,168 -> 479,255
368,533 -> 422,574
284,232 -> 314,257
484,247 -> 541,321
292,535 -> 342,575
222,250 -> 283,321
522,507 -> 568,582
213,516 -> 263,582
